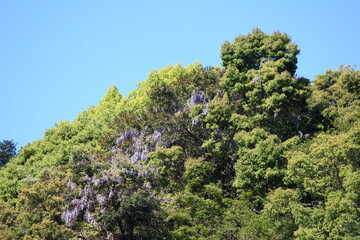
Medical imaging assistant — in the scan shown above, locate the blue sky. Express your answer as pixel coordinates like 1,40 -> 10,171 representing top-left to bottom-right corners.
1,0 -> 359,149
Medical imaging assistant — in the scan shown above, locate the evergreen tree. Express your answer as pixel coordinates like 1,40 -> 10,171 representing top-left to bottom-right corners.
0,140 -> 16,166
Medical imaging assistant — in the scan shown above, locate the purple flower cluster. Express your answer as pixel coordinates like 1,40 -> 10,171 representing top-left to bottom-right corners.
23,177 -> 36,183
202,104 -> 209,115
141,152 -> 148,161
96,194 -> 106,205
62,190 -> 94,226
66,179 -> 76,190
203,66 -> 212,71
298,131 -> 310,139
116,129 -> 139,145
253,76 -> 261,83
260,58 -> 270,63
143,182 -> 152,189
84,211 -> 96,225
153,130 -> 162,142
62,127 -> 161,234
134,141 -> 142,151
188,91 -> 206,105
192,115 -> 202,127
191,104 -> 209,127
216,91 -> 224,99
122,168 -> 135,175
116,128 -> 166,165
62,211 -> 76,226
131,151 -> 141,163
287,112 -> 301,127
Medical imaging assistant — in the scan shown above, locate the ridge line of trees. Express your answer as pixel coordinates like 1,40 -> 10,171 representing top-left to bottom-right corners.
0,29 -> 359,239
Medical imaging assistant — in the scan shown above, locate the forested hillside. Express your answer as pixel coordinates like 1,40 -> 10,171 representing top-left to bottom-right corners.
1,29 -> 359,240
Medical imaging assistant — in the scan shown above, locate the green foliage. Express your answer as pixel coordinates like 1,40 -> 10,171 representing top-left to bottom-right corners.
126,63 -> 213,112
284,121 -> 360,239
148,146 -> 185,192
309,65 -> 360,131
0,140 -> 16,167
233,128 -> 295,203
0,199 -> 19,239
1,29 -> 359,240
184,157 -> 214,194
0,171 -> 75,239
221,28 -> 299,75
16,171 -> 75,239
0,140 -> 17,166
0,86 -> 123,202
220,29 -> 311,140
261,188 -> 301,239
286,123 -> 360,199
168,188 -> 224,240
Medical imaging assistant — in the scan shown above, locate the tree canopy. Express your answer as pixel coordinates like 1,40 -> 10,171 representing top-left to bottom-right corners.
0,140 -> 16,166
0,29 -> 359,240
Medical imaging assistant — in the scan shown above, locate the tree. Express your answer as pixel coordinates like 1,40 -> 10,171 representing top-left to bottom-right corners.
285,120 -> 360,239
0,86 -> 123,203
308,65 -> 360,132
0,140 -> 16,166
220,29 -> 310,140
221,28 -> 299,75
63,144 -> 169,239
233,128 -> 298,206
15,171 -> 75,239
1,29 -> 359,240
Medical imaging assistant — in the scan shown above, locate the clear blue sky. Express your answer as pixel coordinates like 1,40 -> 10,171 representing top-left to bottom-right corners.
1,0 -> 359,149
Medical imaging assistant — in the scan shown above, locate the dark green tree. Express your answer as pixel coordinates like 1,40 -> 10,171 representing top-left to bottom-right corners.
220,29 -> 310,140
0,140 -> 16,166
221,28 -> 299,75
308,65 -> 360,132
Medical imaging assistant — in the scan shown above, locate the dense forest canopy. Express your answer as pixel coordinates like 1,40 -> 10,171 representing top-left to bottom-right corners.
0,29 -> 359,240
